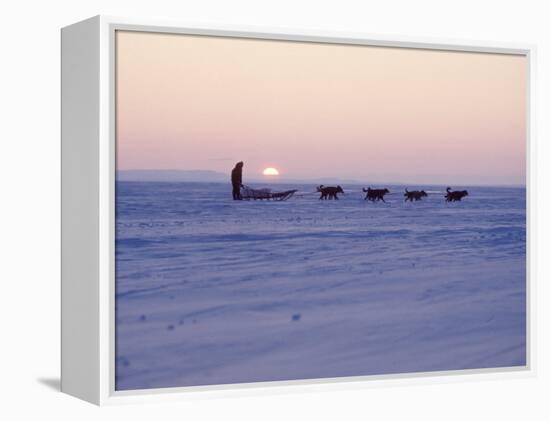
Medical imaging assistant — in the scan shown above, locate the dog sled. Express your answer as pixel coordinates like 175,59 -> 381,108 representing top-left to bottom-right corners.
241,185 -> 297,201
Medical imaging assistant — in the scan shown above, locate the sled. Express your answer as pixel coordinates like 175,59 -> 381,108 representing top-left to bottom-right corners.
240,185 -> 297,201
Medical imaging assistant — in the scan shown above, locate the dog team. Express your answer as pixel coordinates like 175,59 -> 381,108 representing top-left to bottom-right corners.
316,185 -> 469,202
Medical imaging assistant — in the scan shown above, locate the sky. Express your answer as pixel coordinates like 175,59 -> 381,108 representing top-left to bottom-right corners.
116,30 -> 527,186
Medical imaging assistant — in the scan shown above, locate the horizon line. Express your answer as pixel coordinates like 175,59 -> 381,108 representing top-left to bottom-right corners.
116,169 -> 526,188
115,177 -> 526,189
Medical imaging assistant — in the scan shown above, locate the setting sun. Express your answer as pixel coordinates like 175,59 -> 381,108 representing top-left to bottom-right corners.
263,167 -> 280,176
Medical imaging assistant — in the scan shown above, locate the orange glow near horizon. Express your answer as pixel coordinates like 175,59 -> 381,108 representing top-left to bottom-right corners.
263,167 -> 280,176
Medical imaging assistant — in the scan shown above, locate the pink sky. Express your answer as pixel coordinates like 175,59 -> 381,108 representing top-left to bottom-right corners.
116,31 -> 527,186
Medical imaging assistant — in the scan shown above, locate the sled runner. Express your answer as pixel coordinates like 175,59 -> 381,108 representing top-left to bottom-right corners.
241,185 -> 297,201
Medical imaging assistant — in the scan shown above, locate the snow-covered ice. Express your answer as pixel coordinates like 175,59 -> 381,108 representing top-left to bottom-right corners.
115,182 -> 526,390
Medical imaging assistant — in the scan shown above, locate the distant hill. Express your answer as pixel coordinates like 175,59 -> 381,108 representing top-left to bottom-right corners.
116,170 -> 523,188
117,170 -> 228,182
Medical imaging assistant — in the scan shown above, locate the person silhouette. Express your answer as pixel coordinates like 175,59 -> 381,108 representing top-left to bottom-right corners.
231,161 -> 244,200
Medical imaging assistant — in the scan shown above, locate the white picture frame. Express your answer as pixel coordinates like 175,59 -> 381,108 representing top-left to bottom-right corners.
61,15 -> 536,405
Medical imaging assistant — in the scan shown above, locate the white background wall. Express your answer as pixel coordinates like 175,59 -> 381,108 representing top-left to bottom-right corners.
0,0 -> 548,419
